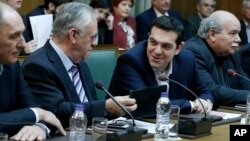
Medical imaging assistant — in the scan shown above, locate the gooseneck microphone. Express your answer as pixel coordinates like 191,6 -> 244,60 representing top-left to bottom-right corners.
158,74 -> 208,118
157,74 -> 213,136
95,81 -> 136,127
227,69 -> 250,82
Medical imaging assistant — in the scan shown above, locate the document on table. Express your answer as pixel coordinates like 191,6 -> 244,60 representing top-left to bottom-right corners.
29,14 -> 53,48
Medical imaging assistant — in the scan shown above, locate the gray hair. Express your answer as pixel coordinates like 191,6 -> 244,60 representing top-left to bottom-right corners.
197,16 -> 222,39
196,0 -> 217,4
242,0 -> 250,8
51,2 -> 97,38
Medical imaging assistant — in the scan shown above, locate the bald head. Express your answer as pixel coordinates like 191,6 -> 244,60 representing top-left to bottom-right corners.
0,2 -> 25,64
209,10 -> 240,25
0,2 -> 22,29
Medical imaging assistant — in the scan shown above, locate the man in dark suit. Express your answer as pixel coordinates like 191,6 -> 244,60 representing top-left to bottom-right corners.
239,43 -> 250,77
109,16 -> 213,114
0,2 -> 65,140
184,0 -> 216,40
239,0 -> 250,46
185,10 -> 250,107
136,0 -> 182,42
22,2 -> 137,128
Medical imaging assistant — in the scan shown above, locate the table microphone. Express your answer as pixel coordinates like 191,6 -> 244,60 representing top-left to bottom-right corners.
157,74 -> 213,136
95,81 -> 148,141
95,81 -> 136,127
227,69 -> 250,82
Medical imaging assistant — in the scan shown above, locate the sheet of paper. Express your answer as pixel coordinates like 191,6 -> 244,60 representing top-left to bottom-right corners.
29,14 -> 53,48
209,110 -> 242,119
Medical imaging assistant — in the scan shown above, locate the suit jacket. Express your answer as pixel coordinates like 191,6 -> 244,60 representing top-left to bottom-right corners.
185,36 -> 250,106
108,41 -> 213,114
239,20 -> 249,46
22,41 -> 106,128
0,62 -> 37,136
183,13 -> 201,40
240,43 -> 250,77
136,7 -> 182,42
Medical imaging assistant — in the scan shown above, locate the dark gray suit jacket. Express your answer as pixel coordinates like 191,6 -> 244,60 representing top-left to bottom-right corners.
0,62 -> 37,136
185,36 -> 250,106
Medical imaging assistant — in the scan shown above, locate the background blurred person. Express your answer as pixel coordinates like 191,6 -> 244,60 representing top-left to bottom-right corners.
112,0 -> 137,50
136,0 -> 182,42
184,0 -> 217,40
90,0 -> 114,44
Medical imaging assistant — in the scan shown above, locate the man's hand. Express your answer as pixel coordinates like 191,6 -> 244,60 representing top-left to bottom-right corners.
24,40 -> 37,54
11,125 -> 46,141
105,95 -> 137,116
33,108 -> 66,136
193,98 -> 213,114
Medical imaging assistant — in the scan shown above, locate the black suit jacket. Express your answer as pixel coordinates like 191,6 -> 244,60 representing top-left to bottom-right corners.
0,62 -> 37,136
136,7 -> 182,42
239,20 -> 248,46
22,41 -> 106,128
240,43 -> 250,77
109,41 -> 213,114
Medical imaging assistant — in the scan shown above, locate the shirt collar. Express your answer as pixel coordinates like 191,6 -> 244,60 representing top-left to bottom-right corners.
153,7 -> 167,17
49,39 -> 73,71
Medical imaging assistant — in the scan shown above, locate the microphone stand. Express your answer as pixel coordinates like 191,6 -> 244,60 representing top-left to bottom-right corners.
158,75 -> 213,136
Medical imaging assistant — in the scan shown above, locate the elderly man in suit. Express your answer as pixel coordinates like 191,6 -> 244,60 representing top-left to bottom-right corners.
22,2 -> 137,128
0,2 -> 65,140
184,0 -> 216,40
185,10 -> 250,107
109,16 -> 213,114
136,0 -> 182,42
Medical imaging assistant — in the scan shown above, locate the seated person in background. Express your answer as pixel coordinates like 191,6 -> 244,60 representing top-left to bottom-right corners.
239,43 -> 250,77
6,0 -> 37,54
90,0 -> 114,44
108,16 -> 213,114
22,2 -> 137,128
0,2 -> 65,140
184,0 -> 216,40
136,0 -> 182,42
239,0 -> 250,46
112,0 -> 137,50
184,10 -> 250,107
25,0 -> 72,46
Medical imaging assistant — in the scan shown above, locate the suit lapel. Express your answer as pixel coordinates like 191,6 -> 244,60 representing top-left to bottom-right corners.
44,43 -> 81,103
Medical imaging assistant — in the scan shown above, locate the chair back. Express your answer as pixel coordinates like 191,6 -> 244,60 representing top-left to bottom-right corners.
85,49 -> 117,99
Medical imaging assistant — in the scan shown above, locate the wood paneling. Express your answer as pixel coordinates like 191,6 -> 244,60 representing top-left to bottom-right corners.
172,0 -> 242,19
18,0 -> 44,15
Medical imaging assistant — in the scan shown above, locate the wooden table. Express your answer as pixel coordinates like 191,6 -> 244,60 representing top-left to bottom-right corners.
51,108 -> 244,141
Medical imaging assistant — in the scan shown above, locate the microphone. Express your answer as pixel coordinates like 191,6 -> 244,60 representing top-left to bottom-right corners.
158,74 -> 213,136
95,81 -> 148,141
227,69 -> 250,82
95,81 -> 136,127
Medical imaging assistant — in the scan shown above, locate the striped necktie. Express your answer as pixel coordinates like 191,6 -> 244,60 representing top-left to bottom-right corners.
69,65 -> 88,102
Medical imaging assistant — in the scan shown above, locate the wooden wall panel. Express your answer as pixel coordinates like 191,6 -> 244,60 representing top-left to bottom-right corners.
18,0 -> 44,15
18,0 -> 242,19
172,0 -> 242,19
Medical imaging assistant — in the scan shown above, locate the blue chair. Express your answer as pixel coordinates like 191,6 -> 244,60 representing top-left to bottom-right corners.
85,49 -> 117,99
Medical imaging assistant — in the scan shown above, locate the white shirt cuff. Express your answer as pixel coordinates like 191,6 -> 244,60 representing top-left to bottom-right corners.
30,108 -> 39,122
189,100 -> 194,113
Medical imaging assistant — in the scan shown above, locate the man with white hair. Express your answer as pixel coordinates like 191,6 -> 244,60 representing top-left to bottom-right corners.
185,10 -> 250,107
